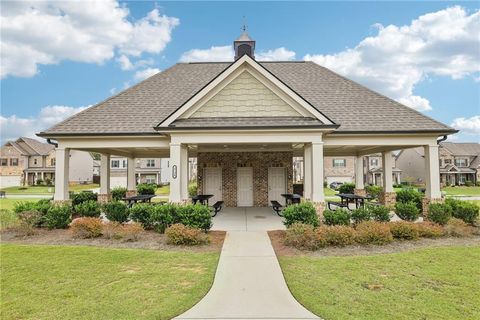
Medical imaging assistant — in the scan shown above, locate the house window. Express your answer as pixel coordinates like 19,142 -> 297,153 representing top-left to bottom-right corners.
122,160 -> 127,168
10,158 -> 18,166
370,158 -> 379,167
0,158 -> 7,166
51,158 -> 56,166
444,159 -> 452,165
333,159 -> 346,168
439,159 -> 443,167
455,158 -> 468,167
145,175 -> 156,184
111,160 -> 120,168
146,159 -> 155,168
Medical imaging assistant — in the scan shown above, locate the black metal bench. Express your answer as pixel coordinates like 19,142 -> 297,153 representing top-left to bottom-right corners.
327,201 -> 349,210
271,200 -> 283,216
0,191 -> 5,198
211,201 -> 224,217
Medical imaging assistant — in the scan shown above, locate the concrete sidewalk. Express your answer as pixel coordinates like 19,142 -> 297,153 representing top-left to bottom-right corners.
175,230 -> 319,320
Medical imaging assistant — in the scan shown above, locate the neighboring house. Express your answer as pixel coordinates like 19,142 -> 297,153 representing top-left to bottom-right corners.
109,156 -> 164,187
323,156 -> 355,185
0,137 -> 93,187
364,154 -> 402,186
39,30 -> 456,209
396,142 -> 480,186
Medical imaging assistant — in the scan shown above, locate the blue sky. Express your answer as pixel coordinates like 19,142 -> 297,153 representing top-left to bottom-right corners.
1,1 -> 479,143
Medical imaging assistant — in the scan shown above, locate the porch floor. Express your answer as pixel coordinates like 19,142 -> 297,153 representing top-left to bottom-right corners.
211,207 -> 285,232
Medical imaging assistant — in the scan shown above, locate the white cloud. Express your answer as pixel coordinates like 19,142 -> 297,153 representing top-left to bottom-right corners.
451,115 -> 480,135
0,1 -> 179,78
117,55 -> 134,71
304,6 -> 480,112
256,47 -> 296,61
134,68 -> 160,81
0,105 -> 87,143
180,46 -> 234,62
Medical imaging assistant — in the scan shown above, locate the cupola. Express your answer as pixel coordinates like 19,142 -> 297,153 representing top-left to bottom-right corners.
234,26 -> 255,60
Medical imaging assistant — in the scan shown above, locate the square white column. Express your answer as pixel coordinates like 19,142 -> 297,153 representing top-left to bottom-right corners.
169,143 -> 188,202
382,151 -> 393,192
311,142 -> 325,202
54,148 -> 70,201
127,157 -> 136,190
424,145 -> 441,198
355,155 -> 364,189
181,146 -> 189,200
303,144 -> 312,200
100,154 -> 111,194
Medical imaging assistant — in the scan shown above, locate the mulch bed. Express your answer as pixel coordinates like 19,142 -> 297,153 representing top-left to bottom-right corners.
1,229 -> 226,253
268,230 -> 480,257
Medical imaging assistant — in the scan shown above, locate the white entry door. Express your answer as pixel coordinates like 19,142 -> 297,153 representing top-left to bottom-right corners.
237,167 -> 253,207
268,167 -> 286,206
204,167 -> 222,204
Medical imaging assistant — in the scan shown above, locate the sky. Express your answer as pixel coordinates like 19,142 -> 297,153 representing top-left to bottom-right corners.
1,1 -> 479,144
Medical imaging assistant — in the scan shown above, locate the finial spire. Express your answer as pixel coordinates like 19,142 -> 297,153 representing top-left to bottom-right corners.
241,16 -> 247,32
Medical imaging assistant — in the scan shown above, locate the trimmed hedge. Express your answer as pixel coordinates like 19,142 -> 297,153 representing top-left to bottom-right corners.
283,202 -> 319,228
396,188 -> 423,210
354,221 -> 393,245
427,203 -> 452,225
395,201 -> 420,221
136,183 -> 156,195
71,192 -> 97,206
284,223 -> 320,250
389,221 -> 419,240
351,207 -> 371,224
74,200 -> 101,218
129,203 -> 154,229
45,204 -> 72,229
323,209 -> 351,226
338,183 -> 355,194
446,198 -> 479,225
165,223 -> 209,245
103,201 -> 130,223
365,185 -> 382,199
111,187 -> 127,201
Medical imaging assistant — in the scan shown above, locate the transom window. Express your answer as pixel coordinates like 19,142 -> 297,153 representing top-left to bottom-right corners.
10,158 -> 18,166
146,159 -> 155,167
111,160 -> 120,168
145,175 -> 156,184
455,158 -> 468,167
333,159 -> 346,168
370,158 -> 379,167
0,158 -> 7,166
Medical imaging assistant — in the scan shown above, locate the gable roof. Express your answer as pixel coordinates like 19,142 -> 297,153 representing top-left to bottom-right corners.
3,137 -> 54,156
38,61 -> 456,136
440,142 -> 480,156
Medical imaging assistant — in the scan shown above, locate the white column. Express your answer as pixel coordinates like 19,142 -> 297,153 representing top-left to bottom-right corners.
127,157 -> 136,190
424,145 -> 441,198
355,155 -> 364,189
181,147 -> 189,200
100,154 -> 110,194
169,143 -> 188,202
54,148 -> 70,201
303,144 -> 312,200
382,151 -> 393,192
311,142 -> 325,202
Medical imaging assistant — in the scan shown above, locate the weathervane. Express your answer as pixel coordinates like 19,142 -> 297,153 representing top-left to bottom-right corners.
242,15 -> 247,32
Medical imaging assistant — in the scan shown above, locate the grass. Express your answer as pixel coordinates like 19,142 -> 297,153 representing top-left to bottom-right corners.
0,198 -> 38,211
70,183 -> 99,192
1,184 -> 99,195
443,186 -> 480,197
279,246 -> 480,320
0,209 -> 20,230
155,184 -> 170,195
1,244 -> 220,320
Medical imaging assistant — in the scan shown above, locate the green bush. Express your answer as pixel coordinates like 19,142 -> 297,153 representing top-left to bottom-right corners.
283,202 -> 319,228
176,204 -> 212,231
151,204 -> 176,233
165,223 -> 209,245
34,199 -> 52,216
13,201 -> 37,214
36,178 -> 44,185
17,210 -> 43,228
365,185 -> 383,199
103,201 -> 129,223
451,201 -> 479,225
74,200 -> 101,218
395,201 -> 420,221
338,183 -> 355,194
44,178 -> 53,186
71,192 -> 97,206
136,183 -> 156,195
45,205 -> 72,229
369,205 -> 391,222
188,182 -> 198,197
476,181 -> 480,187
427,203 -> 452,225
464,181 -> 474,187
111,187 -> 127,201
389,221 -> 419,240
284,223 -> 321,250
129,203 -> 154,229
354,221 -> 393,245
351,207 -> 371,224
13,200 -> 52,227
318,225 -> 356,247
396,188 -> 423,210
323,209 -> 351,226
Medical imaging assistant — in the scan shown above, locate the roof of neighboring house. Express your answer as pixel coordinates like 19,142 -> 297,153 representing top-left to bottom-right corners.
3,137 -> 54,156
39,61 -> 455,136
370,167 -> 402,173
440,142 -> 480,156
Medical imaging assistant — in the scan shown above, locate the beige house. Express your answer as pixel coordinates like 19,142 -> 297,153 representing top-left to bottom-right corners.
0,137 -> 93,187
107,156 -> 169,187
397,142 -> 480,186
38,31 -> 455,212
363,153 -> 402,186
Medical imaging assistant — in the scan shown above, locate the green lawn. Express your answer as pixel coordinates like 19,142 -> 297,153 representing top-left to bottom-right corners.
280,246 -> 480,320
155,184 -> 170,195
1,244 -> 219,320
1,184 -> 99,195
443,186 -> 480,197
0,198 -> 37,211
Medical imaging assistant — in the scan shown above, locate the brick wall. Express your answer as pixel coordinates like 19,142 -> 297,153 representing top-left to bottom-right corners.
197,151 -> 293,207
0,145 -> 25,176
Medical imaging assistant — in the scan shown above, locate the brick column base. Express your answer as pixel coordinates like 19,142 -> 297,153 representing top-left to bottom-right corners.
97,193 -> 112,204
52,199 -> 72,206
313,202 -> 325,219
422,197 -> 444,218
379,192 -> 396,207
354,189 -> 367,197
126,190 -> 137,197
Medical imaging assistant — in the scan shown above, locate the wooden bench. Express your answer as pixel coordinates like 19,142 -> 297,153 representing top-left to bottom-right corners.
271,200 -> 283,216
211,201 -> 224,217
327,201 -> 349,210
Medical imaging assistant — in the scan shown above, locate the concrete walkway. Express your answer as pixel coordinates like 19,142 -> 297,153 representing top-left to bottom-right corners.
176,208 -> 319,320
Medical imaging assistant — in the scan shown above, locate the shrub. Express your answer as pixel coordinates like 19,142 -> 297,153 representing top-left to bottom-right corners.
389,221 -> 419,240
355,221 -> 393,245
176,204 -> 212,231
0,209 -> 20,230
11,222 -> 37,237
17,210 -> 43,228
476,181 -> 480,187
396,188 -> 423,210
417,222 -> 444,238
119,223 -> 144,242
443,218 -> 474,237
188,182 -> 198,197
136,183 -> 156,195
351,208 -> 371,224
151,204 -> 176,233
111,187 -> 127,201
103,201 -> 129,223
44,178 -> 53,186
13,201 -> 37,214
284,223 -> 321,250
452,201 -> 479,225
129,203 -> 154,229
71,192 -> 97,206
165,223 -> 209,245
464,181 -> 474,187
365,185 -> 382,199
70,217 -> 103,238
45,205 -> 72,229
369,205 -> 391,222
323,209 -> 351,226
74,200 -> 101,218
427,203 -> 452,225
13,200 -> 52,227
317,225 -> 356,247
338,182 -> 355,194
36,178 -> 44,185
102,222 -> 122,240
34,199 -> 52,216
283,202 -> 319,228
395,201 -> 420,221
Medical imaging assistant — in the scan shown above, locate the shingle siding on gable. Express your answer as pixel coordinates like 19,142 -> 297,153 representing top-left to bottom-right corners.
189,71 -> 301,118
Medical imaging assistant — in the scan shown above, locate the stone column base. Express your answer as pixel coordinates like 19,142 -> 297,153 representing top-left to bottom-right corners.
313,202 -> 325,218
422,197 -> 444,218
354,189 -> 367,197
98,193 -> 112,204
126,190 -> 137,197
52,199 -> 72,206
379,192 -> 396,207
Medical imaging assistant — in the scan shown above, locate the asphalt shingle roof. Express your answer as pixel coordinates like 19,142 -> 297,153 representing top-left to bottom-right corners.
169,117 -> 328,129
40,61 -> 455,136
440,142 -> 480,156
